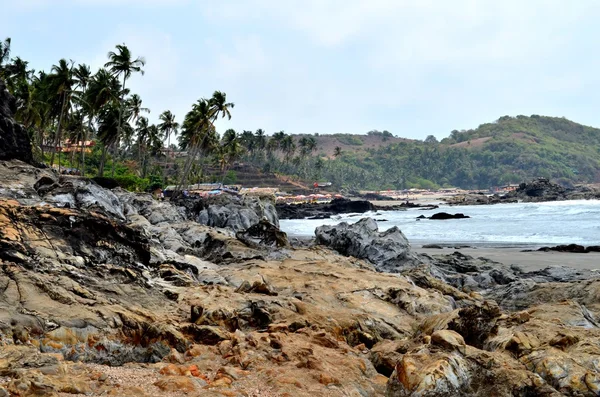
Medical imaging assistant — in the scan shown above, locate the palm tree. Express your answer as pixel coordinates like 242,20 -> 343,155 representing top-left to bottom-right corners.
97,103 -> 121,176
281,135 -> 296,162
123,93 -> 149,156
176,98 -> 218,194
105,44 -> 145,176
219,136 -> 244,183
72,64 -> 91,168
128,94 -> 149,122
85,68 -> 121,176
254,129 -> 267,153
239,130 -> 255,153
135,116 -> 150,167
158,110 -> 179,157
49,59 -> 75,170
208,91 -> 234,121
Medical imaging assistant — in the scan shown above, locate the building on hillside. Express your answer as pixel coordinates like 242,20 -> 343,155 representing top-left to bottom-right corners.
42,140 -> 96,153
492,184 -> 520,193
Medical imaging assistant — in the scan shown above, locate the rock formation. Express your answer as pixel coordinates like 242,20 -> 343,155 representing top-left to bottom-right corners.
315,218 -> 421,272
0,79 -> 33,164
277,197 -> 374,220
446,178 -> 600,205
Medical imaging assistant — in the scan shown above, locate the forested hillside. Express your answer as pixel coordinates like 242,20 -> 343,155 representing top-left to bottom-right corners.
313,115 -> 600,190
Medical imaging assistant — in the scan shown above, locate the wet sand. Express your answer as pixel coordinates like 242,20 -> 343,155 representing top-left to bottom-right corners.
415,246 -> 600,272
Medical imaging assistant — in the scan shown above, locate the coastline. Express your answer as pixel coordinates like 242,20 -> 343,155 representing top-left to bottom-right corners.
415,246 -> 600,272
288,233 -> 600,273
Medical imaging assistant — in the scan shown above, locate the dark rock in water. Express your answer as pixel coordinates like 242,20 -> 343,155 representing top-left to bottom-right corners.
315,218 -> 420,272
422,244 -> 443,249
514,178 -> 565,198
586,245 -> 600,252
429,212 -> 470,220
277,198 -> 374,220
0,79 -> 33,164
538,244 -> 587,253
416,215 -> 427,219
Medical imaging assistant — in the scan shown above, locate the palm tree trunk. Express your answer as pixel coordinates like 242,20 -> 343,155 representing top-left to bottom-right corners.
99,144 -> 108,177
50,93 -> 67,170
112,75 -> 127,178
81,115 -> 92,177
167,130 -> 171,157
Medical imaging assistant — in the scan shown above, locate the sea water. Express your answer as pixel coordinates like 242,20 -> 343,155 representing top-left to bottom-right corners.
279,200 -> 600,248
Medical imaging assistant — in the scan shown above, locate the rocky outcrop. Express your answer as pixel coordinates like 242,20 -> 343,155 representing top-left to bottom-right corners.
0,79 -> 32,164
417,212 -> 470,220
277,198 -> 374,220
315,218 -> 421,272
429,212 -> 470,220
176,193 -> 279,232
536,244 -> 600,253
446,178 -> 600,205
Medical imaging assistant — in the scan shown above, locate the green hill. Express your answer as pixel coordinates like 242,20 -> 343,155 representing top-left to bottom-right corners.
305,115 -> 600,190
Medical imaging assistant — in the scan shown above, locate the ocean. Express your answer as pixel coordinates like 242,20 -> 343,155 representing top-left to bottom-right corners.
279,200 -> 600,248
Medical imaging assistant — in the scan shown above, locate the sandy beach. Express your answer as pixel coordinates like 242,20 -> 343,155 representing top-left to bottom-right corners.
369,194 -> 453,207
415,246 -> 600,272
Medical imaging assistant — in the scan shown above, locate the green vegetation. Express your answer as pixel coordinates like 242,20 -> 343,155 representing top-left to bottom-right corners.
325,115 -> 600,189
334,134 -> 363,146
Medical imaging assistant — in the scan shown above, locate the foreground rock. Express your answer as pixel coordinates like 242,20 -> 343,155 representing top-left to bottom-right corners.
277,198 -> 374,219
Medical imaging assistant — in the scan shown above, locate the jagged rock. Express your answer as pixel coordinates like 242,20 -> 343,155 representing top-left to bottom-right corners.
315,218 -> 421,272
0,79 -> 33,164
431,330 -> 467,354
236,219 -> 289,248
183,325 -> 231,345
182,194 -> 279,232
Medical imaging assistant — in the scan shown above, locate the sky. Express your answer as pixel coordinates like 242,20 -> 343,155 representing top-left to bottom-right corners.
3,0 -> 600,139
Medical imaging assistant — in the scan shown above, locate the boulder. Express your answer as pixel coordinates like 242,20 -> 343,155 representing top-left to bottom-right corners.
0,79 -> 33,164
192,194 -> 279,232
315,217 -> 421,272
429,212 -> 470,220
277,198 -> 374,220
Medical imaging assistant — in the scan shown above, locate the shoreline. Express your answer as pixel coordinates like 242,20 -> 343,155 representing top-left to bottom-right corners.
415,246 -> 600,272
287,233 -> 600,273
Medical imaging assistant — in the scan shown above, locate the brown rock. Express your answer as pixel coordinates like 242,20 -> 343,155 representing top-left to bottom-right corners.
311,331 -> 339,349
431,330 -> 467,355
154,376 -> 197,393
318,373 -> 340,385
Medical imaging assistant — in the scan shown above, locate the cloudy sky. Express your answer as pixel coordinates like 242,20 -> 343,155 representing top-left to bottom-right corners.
4,0 -> 600,139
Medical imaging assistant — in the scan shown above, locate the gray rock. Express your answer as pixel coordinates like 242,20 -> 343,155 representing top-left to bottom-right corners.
315,218 -> 421,272
188,194 -> 279,232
